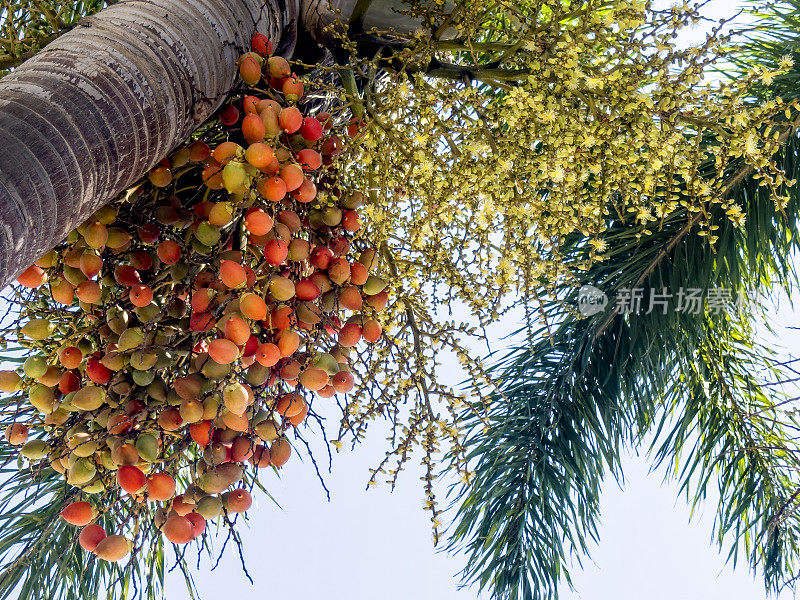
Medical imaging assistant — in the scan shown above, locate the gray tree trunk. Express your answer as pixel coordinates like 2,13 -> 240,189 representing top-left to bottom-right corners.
0,0 -> 298,288
0,0 -> 427,289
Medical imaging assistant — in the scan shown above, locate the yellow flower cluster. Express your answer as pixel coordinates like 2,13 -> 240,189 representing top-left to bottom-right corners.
321,0 -> 797,538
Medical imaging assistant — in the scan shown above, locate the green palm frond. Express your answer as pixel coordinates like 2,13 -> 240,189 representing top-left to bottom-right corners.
447,10 -> 800,595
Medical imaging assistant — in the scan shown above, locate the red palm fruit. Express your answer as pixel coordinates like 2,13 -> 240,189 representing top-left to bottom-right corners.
259,106 -> 282,137
157,240 -> 181,264
111,443 -> 139,465
189,140 -> 211,161
267,55 -> 290,78
76,280 -> 101,304
107,414 -> 133,435
350,261 -> 368,285
321,134 -> 343,156
265,239 -> 288,265
227,488 -> 252,513
338,285 -> 363,311
238,54 -> 262,85
131,251 -> 154,270
37,366 -> 61,387
79,524 -> 106,552
317,384 -> 336,398
278,106 -> 303,133
190,311 -> 215,332
208,202 -> 234,226
191,288 -> 214,313
330,235 -> 350,256
137,223 -> 160,244
257,176 -> 286,201
279,164 -> 303,191
94,535 -> 130,562
347,118 -> 363,137
293,178 -> 317,203
158,408 -> 183,431
338,323 -> 362,347
328,258 -> 351,285
365,289 -> 389,311
295,279 -> 320,301
129,284 -> 153,307
83,221 -> 109,249
252,32 -> 270,56
220,261 -> 247,288
118,465 -> 146,494
332,370 -> 355,393
163,515 -> 194,544
316,111 -> 332,129
213,141 -> 241,163
190,420 -> 212,446
146,472 -> 176,501
256,343 -> 280,367
269,306 -> 294,330
242,95 -> 260,114
208,338 -> 239,364
280,359 -> 301,381
59,371 -> 80,394
242,113 -> 266,144
309,271 -> 332,294
287,400 -> 308,425
245,143 -> 274,169
59,346 -> 83,369
186,512 -> 206,538
240,293 -> 267,320
342,210 -> 361,231
194,271 -> 216,289
17,265 -> 45,288
276,329 -> 300,357
282,75 -> 304,99
299,117 -> 323,141
223,411 -> 249,432
362,319 -> 383,342
276,392 -> 304,418
172,495 -> 195,517
149,166 -> 172,187
114,265 -> 140,287
86,358 -> 112,384
269,437 -> 292,467
299,367 -> 328,391
224,316 -> 251,346
79,253 -> 103,278
4,424 -> 27,445
297,148 -> 322,170
244,208 -> 273,235
310,246 -> 333,269
219,104 -> 239,126
231,436 -> 254,462
192,200 -> 214,219
203,165 -> 224,191
243,334 -> 260,357
60,501 -> 93,526
278,210 -> 303,233
250,444 -> 271,467
51,276 -> 75,304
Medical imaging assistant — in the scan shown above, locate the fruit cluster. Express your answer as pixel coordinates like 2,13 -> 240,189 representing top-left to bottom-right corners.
0,34 -> 387,563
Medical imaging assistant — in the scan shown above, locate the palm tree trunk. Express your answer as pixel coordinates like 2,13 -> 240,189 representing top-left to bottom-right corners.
0,0 -> 297,287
